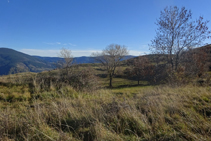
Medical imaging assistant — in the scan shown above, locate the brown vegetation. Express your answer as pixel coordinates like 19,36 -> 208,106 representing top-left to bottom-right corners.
0,79 -> 211,140
125,56 -> 154,85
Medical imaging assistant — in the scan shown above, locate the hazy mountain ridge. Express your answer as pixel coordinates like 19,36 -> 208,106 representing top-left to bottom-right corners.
33,55 -> 136,64
0,48 -> 53,75
33,56 -> 96,64
0,48 -> 136,75
2,45 -> 211,75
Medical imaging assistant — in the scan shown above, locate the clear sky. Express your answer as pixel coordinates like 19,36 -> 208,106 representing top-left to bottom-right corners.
0,0 -> 211,57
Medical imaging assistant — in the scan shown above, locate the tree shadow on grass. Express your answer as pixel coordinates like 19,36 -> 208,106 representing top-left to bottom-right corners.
105,83 -> 158,90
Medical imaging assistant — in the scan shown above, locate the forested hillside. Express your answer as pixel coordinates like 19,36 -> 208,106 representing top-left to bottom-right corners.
0,48 -> 54,75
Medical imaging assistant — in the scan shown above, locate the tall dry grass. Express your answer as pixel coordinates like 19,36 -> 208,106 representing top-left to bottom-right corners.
0,84 -> 211,140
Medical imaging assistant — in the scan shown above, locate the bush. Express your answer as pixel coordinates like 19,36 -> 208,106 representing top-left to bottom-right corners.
30,66 -> 98,93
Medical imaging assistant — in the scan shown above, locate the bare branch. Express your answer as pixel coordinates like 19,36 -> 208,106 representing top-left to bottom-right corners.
92,44 -> 129,87
150,6 -> 211,71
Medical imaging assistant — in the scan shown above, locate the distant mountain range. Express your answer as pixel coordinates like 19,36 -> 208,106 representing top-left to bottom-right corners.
1,45 -> 211,75
33,55 -> 136,64
0,48 -> 136,75
0,48 -> 55,75
33,56 -> 96,64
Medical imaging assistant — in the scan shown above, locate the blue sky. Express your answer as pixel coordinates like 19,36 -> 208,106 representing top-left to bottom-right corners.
0,0 -> 211,57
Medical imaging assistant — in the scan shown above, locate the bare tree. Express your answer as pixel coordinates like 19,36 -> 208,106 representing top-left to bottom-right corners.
55,48 -> 74,76
59,48 -> 73,68
150,6 -> 211,72
93,44 -> 128,88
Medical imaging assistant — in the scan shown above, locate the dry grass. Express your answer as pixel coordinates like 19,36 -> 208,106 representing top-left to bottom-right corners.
0,80 -> 211,140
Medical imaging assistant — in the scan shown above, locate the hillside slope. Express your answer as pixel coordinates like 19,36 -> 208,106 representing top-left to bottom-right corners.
0,48 -> 54,75
127,44 -> 211,65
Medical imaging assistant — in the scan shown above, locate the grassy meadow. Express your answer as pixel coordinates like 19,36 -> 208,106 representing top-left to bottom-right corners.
0,65 -> 211,140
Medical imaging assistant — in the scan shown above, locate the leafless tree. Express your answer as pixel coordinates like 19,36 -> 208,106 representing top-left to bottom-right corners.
150,6 -> 211,72
56,48 -> 74,75
59,48 -> 73,68
93,44 -> 128,88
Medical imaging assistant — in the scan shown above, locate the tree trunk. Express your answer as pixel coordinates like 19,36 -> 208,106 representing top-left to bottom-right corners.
175,53 -> 179,71
171,59 -> 174,70
170,43 -> 174,70
109,74 -> 113,88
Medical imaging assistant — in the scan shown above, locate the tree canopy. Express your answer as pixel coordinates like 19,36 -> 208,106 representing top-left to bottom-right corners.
93,44 -> 128,87
150,6 -> 211,71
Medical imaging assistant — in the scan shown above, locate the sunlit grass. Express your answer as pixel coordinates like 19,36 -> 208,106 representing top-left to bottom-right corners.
0,81 -> 211,140
0,66 -> 211,140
